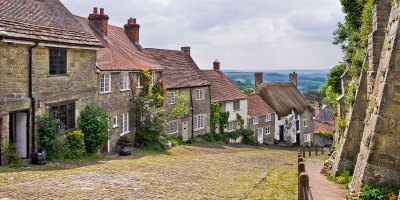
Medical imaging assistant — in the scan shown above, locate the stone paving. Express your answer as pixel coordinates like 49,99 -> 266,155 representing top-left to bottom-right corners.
0,144 -> 298,199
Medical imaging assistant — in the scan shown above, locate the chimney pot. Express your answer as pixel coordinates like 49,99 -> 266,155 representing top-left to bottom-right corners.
88,7 -> 109,38
93,7 -> 98,14
255,72 -> 263,88
289,71 -> 298,87
100,8 -> 104,15
181,46 -> 190,55
213,59 -> 220,71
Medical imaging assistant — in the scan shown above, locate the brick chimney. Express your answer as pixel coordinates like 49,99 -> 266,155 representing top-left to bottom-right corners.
213,59 -> 220,71
181,47 -> 190,55
313,101 -> 321,117
289,71 -> 298,87
124,17 -> 140,44
88,7 -> 109,39
255,72 -> 263,88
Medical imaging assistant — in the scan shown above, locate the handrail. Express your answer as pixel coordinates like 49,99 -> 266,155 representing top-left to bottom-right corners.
298,148 -> 314,200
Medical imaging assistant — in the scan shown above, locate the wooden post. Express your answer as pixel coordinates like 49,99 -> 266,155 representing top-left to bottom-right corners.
308,147 -> 311,157
322,147 -> 324,155
298,172 -> 309,200
298,162 -> 305,175
302,147 -> 306,158
315,146 -> 318,155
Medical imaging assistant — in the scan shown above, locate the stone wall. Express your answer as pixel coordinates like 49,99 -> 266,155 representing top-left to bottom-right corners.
248,113 -> 275,144
300,109 -> 313,146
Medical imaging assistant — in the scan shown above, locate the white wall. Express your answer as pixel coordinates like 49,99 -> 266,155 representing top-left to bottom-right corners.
274,110 -> 298,143
223,99 -> 248,128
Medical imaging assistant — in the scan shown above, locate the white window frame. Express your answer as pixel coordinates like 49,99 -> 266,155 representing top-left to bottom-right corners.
303,119 -> 307,127
120,113 -> 129,136
195,89 -> 204,100
151,71 -> 157,86
193,115 -> 205,131
136,73 -> 143,88
120,72 -> 130,91
266,113 -> 272,122
112,116 -> 118,128
166,120 -> 179,134
266,126 -> 271,135
166,91 -> 176,105
257,128 -> 263,136
227,121 -> 237,132
233,100 -> 240,111
252,116 -> 259,125
100,73 -> 111,94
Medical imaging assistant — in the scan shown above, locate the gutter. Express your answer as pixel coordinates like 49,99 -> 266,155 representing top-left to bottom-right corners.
190,88 -> 194,139
28,41 -> 39,152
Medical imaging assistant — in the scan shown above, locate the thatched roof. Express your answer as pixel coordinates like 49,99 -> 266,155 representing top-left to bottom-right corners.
257,82 -> 309,116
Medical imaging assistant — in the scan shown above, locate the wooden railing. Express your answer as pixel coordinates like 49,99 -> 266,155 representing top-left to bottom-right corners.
297,147 -> 316,200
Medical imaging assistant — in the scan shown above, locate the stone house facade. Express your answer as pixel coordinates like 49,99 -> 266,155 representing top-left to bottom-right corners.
255,72 -> 313,146
145,47 -> 211,141
0,0 -> 101,164
76,8 -> 164,152
247,93 -> 275,144
201,60 -> 248,141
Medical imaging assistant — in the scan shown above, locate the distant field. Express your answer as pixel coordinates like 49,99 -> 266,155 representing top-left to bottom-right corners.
223,69 -> 328,93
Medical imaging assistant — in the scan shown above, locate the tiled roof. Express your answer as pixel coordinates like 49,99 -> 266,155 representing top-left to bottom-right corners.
314,121 -> 334,133
76,17 -> 163,71
201,70 -> 247,102
0,0 -> 100,47
247,93 -> 275,116
257,82 -> 309,116
145,48 -> 210,89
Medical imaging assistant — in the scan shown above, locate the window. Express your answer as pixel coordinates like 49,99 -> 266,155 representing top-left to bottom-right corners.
112,116 -> 118,128
166,120 -> 178,134
266,114 -> 272,122
100,74 -> 111,93
303,119 -> 307,127
166,91 -> 176,105
137,73 -> 143,88
151,71 -> 157,86
266,126 -> 271,135
295,114 -> 299,120
120,113 -> 129,135
193,115 -> 205,131
49,48 -> 67,75
233,100 -> 240,110
278,115 -> 282,120
227,121 -> 238,132
120,72 -> 130,91
50,102 -> 75,131
252,116 -> 259,125
195,89 -> 204,100
221,102 -> 226,112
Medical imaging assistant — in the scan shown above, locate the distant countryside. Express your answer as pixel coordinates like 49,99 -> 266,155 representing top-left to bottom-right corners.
223,69 -> 329,93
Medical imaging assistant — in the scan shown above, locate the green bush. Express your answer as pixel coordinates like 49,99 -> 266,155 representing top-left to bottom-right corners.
117,135 -> 132,147
327,168 -> 352,187
6,143 -> 23,167
64,130 -> 85,159
359,184 -> 399,200
78,104 -> 110,154
241,129 -> 256,145
143,139 -> 166,151
37,113 -> 66,160
165,135 -> 183,146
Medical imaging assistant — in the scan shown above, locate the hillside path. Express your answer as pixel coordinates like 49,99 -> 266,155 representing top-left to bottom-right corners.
306,158 -> 347,200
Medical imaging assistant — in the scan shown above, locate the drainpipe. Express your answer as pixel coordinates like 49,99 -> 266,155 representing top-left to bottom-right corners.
28,42 -> 39,153
190,88 -> 194,139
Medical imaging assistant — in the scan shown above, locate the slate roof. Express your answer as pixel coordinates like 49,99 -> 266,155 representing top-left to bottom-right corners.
257,82 -> 309,116
314,104 -> 333,123
201,70 -> 247,103
145,48 -> 210,89
0,0 -> 100,47
247,93 -> 275,116
75,17 -> 163,71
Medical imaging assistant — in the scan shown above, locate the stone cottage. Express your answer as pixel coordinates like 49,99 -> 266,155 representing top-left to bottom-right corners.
312,104 -> 334,146
255,72 -> 313,146
75,8 -> 164,153
247,93 -> 275,144
0,0 -> 101,164
201,60 -> 248,139
145,47 -> 211,141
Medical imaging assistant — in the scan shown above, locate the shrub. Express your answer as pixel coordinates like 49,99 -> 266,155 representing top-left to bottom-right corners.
327,168 -> 352,187
37,113 -> 65,160
241,129 -> 256,145
143,139 -> 166,151
359,184 -> 399,200
65,130 -> 85,159
117,135 -> 132,147
6,143 -> 23,167
165,135 -> 183,146
78,104 -> 110,154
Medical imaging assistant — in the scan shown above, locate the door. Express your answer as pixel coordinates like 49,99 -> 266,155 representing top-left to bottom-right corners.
257,128 -> 264,144
279,125 -> 284,141
9,112 -> 29,158
182,121 -> 189,141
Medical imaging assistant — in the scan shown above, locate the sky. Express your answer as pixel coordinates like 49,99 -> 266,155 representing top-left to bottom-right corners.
60,0 -> 345,70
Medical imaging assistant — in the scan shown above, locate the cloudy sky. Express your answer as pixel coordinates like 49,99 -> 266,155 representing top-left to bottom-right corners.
60,0 -> 344,70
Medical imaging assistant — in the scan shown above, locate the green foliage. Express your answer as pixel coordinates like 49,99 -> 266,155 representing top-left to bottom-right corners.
139,70 -> 152,95
78,104 -> 110,154
139,70 -> 164,106
143,139 -> 166,151
241,129 -> 256,145
37,112 -> 65,160
316,131 -> 333,139
117,135 -> 132,147
64,130 -> 85,159
359,184 -> 399,200
242,88 -> 255,94
6,143 -> 23,167
236,113 -> 244,130
303,89 -> 325,103
327,168 -> 352,187
326,63 -> 346,94
171,94 -> 190,118
165,135 -> 183,146
219,112 -> 229,134
210,103 -> 221,132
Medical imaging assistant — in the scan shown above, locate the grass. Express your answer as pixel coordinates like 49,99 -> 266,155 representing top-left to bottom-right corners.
0,144 -> 298,199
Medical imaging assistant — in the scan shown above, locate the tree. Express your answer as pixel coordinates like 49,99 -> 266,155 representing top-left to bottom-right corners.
242,88 -> 255,94
325,63 -> 346,95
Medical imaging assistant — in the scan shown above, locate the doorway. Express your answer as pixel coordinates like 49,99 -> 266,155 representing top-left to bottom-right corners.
182,121 -> 189,141
279,125 -> 284,141
9,111 -> 29,158
257,128 -> 264,144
